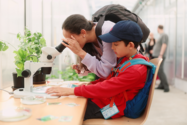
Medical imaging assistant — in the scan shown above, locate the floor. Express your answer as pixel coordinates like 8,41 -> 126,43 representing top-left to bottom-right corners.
144,85 -> 187,125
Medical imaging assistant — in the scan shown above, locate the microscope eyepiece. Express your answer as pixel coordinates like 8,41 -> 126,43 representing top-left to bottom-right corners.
55,41 -> 68,53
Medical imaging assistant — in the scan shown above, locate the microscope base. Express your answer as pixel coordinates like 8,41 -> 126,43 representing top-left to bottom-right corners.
13,88 -> 59,99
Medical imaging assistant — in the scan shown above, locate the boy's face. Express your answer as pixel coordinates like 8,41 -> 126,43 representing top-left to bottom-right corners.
111,41 -> 131,58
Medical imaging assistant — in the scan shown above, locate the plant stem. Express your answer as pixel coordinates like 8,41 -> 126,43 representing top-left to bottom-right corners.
7,42 -> 17,50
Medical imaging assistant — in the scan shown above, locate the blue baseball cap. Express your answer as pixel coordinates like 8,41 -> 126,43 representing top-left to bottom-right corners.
99,20 -> 143,43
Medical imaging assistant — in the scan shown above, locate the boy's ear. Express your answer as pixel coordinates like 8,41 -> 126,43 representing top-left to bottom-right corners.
129,42 -> 135,49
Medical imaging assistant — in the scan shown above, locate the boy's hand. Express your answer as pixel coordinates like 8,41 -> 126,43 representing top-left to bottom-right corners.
46,87 -> 74,96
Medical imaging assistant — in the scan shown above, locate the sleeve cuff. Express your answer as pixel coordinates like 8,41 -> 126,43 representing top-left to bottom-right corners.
74,87 -> 82,96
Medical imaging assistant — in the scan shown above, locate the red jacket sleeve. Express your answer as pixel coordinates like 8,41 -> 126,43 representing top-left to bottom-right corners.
75,64 -> 147,98
90,78 -> 105,84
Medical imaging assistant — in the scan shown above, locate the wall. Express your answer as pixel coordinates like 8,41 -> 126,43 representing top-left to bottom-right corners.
0,0 -> 24,88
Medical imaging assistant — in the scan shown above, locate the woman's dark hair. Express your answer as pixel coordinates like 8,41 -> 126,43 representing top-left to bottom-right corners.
62,14 -> 101,70
62,14 -> 94,34
123,40 -> 141,48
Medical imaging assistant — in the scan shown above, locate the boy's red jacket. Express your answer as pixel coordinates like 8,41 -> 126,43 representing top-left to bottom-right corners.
74,54 -> 148,118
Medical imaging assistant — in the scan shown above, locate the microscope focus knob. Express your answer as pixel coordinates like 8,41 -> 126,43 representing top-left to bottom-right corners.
47,55 -> 52,60
22,69 -> 31,78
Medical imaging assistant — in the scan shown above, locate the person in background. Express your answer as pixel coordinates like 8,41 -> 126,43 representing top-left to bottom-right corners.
152,25 -> 169,92
147,33 -> 156,59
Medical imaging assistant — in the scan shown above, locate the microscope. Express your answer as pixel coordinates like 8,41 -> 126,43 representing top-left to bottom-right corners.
13,42 -> 67,98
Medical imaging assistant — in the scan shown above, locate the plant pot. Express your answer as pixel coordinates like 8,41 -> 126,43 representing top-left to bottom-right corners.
12,72 -> 24,89
12,71 -> 46,90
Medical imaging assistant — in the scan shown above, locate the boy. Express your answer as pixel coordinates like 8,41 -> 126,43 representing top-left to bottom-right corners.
46,20 -> 148,120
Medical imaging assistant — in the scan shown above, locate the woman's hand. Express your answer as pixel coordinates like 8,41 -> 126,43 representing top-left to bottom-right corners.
46,87 -> 75,96
72,65 -> 81,74
62,36 -> 87,59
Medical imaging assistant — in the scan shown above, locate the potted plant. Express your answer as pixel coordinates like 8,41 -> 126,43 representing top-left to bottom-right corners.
12,28 -> 47,90
0,41 -> 9,88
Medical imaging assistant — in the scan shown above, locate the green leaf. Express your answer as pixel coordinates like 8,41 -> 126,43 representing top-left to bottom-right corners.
13,50 -> 18,55
15,49 -> 29,63
40,37 -> 46,46
78,76 -> 83,78
68,73 -> 74,76
50,75 -> 57,79
0,43 -> 2,51
31,37 -> 35,42
27,37 -> 32,42
32,56 -> 38,62
28,47 -> 34,54
15,62 -> 24,70
17,33 -> 21,40
2,45 -> 8,51
38,32 -> 42,37
58,71 -> 63,75
23,37 -> 27,43
16,68 -> 23,77
31,45 -> 37,49
45,76 -> 50,80
26,30 -> 31,37
0,41 -> 9,51
34,40 -> 39,44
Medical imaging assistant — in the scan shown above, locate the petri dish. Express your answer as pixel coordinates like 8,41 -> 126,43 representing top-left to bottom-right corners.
46,79 -> 64,86
0,107 -> 31,122
21,95 -> 46,105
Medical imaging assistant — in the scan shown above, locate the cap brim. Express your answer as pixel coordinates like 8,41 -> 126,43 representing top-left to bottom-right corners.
99,33 -> 121,43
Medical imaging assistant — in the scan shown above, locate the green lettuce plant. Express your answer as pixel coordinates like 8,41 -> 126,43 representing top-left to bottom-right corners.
14,28 -> 46,76
46,66 -> 96,82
